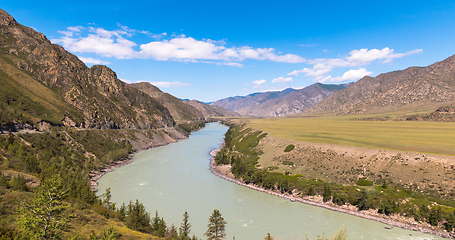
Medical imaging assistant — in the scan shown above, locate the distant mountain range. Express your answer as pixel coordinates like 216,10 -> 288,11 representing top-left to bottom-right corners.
311,55 -> 455,115
213,54 -> 455,118
212,83 -> 347,117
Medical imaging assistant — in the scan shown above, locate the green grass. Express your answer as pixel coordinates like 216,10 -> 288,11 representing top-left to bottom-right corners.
0,55 -> 82,125
247,117 -> 455,155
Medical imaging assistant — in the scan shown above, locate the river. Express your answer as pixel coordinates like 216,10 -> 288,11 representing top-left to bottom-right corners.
97,122 -> 445,240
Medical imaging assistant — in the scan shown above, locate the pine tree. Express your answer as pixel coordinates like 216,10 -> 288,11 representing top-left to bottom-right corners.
205,209 -> 226,240
118,203 -> 126,221
102,187 -> 116,211
125,200 -> 151,233
17,175 -> 69,240
151,211 -> 167,237
179,211 -> 191,239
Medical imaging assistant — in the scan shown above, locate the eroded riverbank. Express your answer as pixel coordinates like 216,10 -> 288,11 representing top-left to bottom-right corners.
209,148 -> 454,239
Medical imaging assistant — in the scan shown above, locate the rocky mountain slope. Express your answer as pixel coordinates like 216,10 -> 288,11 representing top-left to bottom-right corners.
184,99 -> 238,118
129,82 -> 205,122
0,9 -> 213,131
212,83 -> 346,117
311,55 -> 455,114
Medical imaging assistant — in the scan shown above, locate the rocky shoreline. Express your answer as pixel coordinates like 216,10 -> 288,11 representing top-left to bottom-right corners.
89,156 -> 134,191
208,148 -> 454,239
89,141 -> 182,191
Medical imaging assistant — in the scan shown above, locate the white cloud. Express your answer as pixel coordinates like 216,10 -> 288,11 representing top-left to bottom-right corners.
272,76 -> 293,83
252,79 -> 267,86
53,26 -> 138,59
286,47 -> 422,82
67,26 -> 83,32
139,38 -> 304,63
320,68 -> 372,83
346,48 -> 423,64
52,25 -> 305,65
77,56 -> 110,65
150,81 -> 190,88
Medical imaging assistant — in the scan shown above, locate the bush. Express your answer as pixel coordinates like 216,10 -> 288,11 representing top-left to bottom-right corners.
322,185 -> 332,202
281,161 -> 294,166
9,175 -> 27,191
0,174 -> 8,187
89,227 -> 121,240
356,178 -> 373,186
332,193 -> 347,206
284,144 -> 295,152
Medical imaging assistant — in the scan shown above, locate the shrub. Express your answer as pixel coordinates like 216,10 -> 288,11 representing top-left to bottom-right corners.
322,184 -> 332,202
9,175 -> 27,191
356,178 -> 373,186
284,144 -> 295,152
0,174 -> 8,187
281,161 -> 294,166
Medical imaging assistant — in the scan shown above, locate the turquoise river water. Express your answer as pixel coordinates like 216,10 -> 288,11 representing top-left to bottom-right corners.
97,122 -> 445,240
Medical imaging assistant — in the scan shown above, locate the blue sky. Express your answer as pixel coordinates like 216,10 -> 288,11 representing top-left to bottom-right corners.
3,0 -> 455,101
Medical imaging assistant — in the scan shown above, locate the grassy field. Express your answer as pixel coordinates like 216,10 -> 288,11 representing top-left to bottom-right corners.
246,117 -> 455,155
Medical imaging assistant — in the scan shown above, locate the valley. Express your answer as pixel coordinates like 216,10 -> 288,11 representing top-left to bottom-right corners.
1,5 -> 455,240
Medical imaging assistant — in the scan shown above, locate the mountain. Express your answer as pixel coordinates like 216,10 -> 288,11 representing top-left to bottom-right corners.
311,55 -> 455,114
0,9 -> 180,131
184,99 -> 238,118
129,82 -> 205,122
212,83 -> 347,117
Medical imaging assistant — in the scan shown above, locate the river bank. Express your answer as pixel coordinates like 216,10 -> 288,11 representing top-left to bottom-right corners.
208,148 -> 454,239
89,125 -> 196,190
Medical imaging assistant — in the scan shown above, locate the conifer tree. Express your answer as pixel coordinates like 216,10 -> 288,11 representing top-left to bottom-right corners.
151,211 -> 167,237
125,200 -> 151,233
17,175 -> 69,240
205,209 -> 226,240
118,203 -> 127,221
179,211 -> 191,239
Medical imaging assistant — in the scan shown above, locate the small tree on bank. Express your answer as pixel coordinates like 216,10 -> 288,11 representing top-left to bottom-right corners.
264,233 -> 274,240
179,211 -> 191,239
17,175 -> 69,240
205,209 -> 226,240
